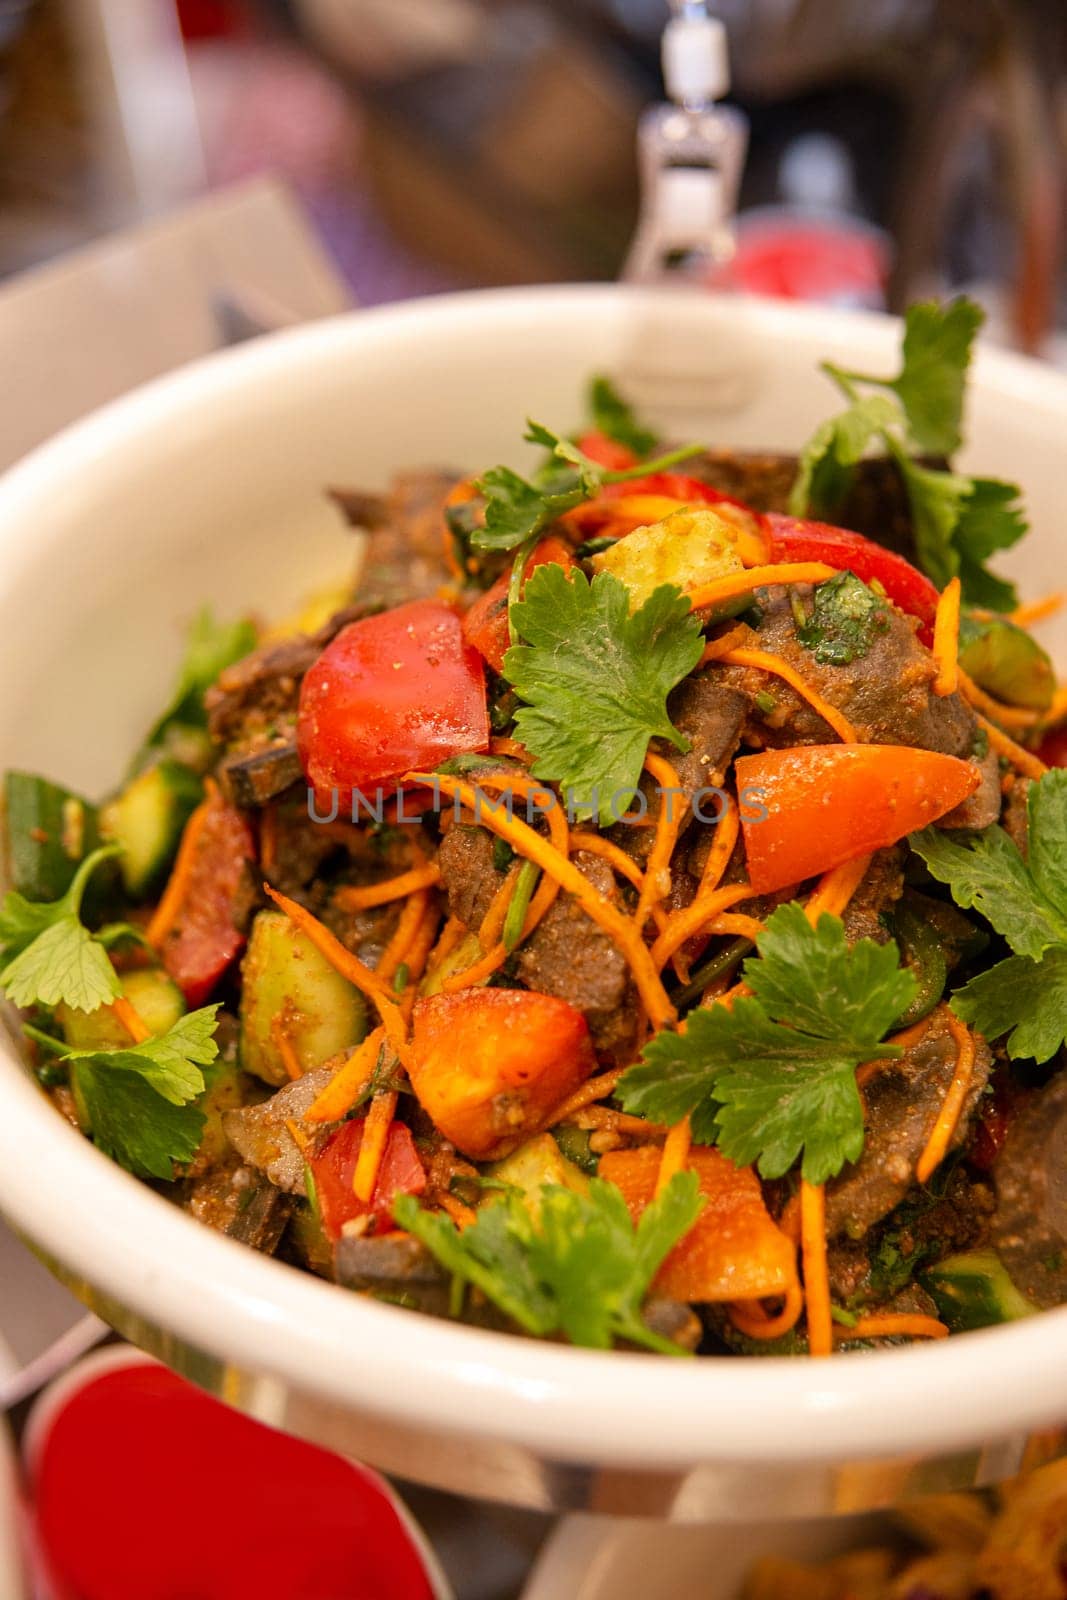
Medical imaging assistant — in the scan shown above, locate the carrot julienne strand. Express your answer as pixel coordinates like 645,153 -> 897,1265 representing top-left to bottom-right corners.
334,863 -> 442,912
719,647 -> 858,742
111,995 -> 152,1045
844,1314 -> 948,1342
146,785 -> 215,947
397,906 -> 442,1016
957,669 -> 1043,731
306,1026 -> 386,1124
414,771 -> 677,1029
728,1279 -> 805,1341
973,712 -> 1048,781
353,1088 -> 398,1202
916,1011 -> 977,1184
635,752 -> 685,932
425,915 -> 466,976
699,623 -> 751,665
270,1014 -> 304,1081
800,1179 -> 832,1358
804,854 -> 872,924
931,576 -> 962,697
698,798 -> 740,896
650,882 -> 754,974
377,890 -> 431,985
706,912 -> 766,942
476,863 -> 522,950
685,562 -> 838,613
547,1066 -> 629,1126
438,1192 -> 478,1229
655,1114 -> 691,1197
1011,591 -> 1065,627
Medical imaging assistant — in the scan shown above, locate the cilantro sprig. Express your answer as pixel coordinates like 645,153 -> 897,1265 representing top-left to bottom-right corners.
473,420 -> 702,553
911,770 -> 1067,1062
503,564 -> 703,825
144,606 -> 257,750
791,298 -> 1027,607
394,1171 -> 704,1354
0,845 -> 123,1013
619,905 -> 917,1185
587,375 -> 660,457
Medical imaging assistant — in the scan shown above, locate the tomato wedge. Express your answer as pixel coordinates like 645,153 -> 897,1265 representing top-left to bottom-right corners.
159,793 -> 255,1005
766,514 -> 940,643
461,536 -> 574,673
409,989 -> 596,1159
736,744 -> 981,895
308,1118 -> 426,1241
298,599 -> 489,805
599,1145 -> 796,1303
575,430 -> 638,471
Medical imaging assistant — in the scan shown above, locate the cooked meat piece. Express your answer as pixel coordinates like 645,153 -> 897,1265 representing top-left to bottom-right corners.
348,469 -> 459,604
940,744 -> 1002,830
993,1073 -> 1067,1308
222,1066 -> 333,1195
712,585 -> 978,759
334,1231 -> 451,1314
184,1157 -> 293,1253
222,743 -> 303,808
1002,775 -> 1031,856
206,635 -> 318,747
692,450 -> 798,513
830,1166 -> 994,1305
840,847 -> 905,945
327,487 -> 389,528
437,823 -> 503,931
640,1297 -> 702,1352
825,1014 -> 992,1240
667,672 -> 747,802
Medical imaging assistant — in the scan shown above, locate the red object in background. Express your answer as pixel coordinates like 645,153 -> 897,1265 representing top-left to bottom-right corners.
1039,724 -> 1067,767
31,1362 -> 438,1600
731,218 -> 888,308
175,0 -> 245,39
310,1119 -> 427,1241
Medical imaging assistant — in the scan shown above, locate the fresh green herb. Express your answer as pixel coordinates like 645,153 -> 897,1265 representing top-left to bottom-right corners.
473,420 -> 702,553
142,607 -> 257,751
587,375 -> 659,457
619,904 -> 916,1184
796,571 -> 889,666
0,846 -> 123,1013
492,836 -> 515,873
790,299 -> 1026,607
753,691 -> 777,716
395,1172 -> 703,1353
392,963 -> 410,995
502,858 -> 540,951
911,771 -> 1067,1062
503,565 -> 703,825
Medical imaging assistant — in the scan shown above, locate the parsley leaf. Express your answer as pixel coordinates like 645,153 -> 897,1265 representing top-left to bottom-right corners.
144,606 -> 257,748
504,565 -> 704,824
619,905 -> 916,1184
887,298 -> 984,454
897,457 -> 1026,604
796,571 -> 889,665
0,846 -> 122,1013
62,1005 -> 221,1104
911,771 -> 1067,1061
72,1068 -> 205,1181
394,1172 -> 703,1353
587,375 -> 659,456
790,394 -> 898,520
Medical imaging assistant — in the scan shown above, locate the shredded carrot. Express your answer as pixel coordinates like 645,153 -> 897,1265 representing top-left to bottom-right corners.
570,831 -> 644,891
635,752 -> 685,932
777,1192 -> 801,1245
685,562 -> 838,613
572,1105 -> 666,1138
425,915 -> 465,976
398,905 -> 442,1021
439,1192 -> 478,1229
285,1117 -> 311,1155
718,647 -> 858,742
270,1014 -> 304,1081
728,1280 -> 805,1341
306,1026 -> 386,1124
335,863 -> 442,912
477,863 -> 522,949
932,576 -> 962,697
705,912 -> 766,941
146,786 -> 215,947
707,977 -> 751,1009
259,806 -> 278,875
698,798 -> 740,896
650,881 -> 754,974
442,476 -> 479,579
655,1114 -> 691,1197
353,1088 -> 398,1202
547,1066 -> 628,1126
1012,591 -> 1065,627
916,1011 -> 977,1184
800,1179 -> 832,1358
973,712 -> 1048,781
111,995 -> 152,1045
263,885 -> 411,1062
957,669 -> 1042,731
417,771 -> 677,1029
488,737 -> 531,763
378,890 -> 431,985
889,1012 -> 939,1052
845,1314 -> 948,1342
804,854 -> 872,924
699,623 -> 751,665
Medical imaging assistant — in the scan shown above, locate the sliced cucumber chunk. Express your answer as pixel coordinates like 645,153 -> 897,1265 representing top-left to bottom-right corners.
488,1132 -> 590,1213
239,910 -> 367,1086
57,967 -> 186,1049
921,1247 -> 1037,1332
958,614 -> 1055,711
100,760 -> 203,898
3,771 -> 103,901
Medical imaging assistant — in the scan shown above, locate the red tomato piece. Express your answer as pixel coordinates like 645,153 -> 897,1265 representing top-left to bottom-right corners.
602,471 -> 752,514
1038,725 -> 1067,768
32,1362 -> 436,1600
766,513 -> 940,644
298,599 -> 489,804
409,988 -> 596,1159
576,429 -> 638,470
736,744 -> 981,895
461,536 -> 574,673
308,1118 -> 426,1242
159,794 -> 254,1005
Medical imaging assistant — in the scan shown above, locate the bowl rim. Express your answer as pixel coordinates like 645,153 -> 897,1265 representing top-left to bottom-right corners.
1,283 -> 1066,1471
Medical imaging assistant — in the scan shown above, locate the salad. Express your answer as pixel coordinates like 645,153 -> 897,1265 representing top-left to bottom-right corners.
4,298 -> 1067,1358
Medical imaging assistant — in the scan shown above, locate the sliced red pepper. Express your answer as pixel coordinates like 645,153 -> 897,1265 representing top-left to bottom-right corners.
409,988 -> 596,1159
766,513 -> 940,644
736,744 -> 981,895
309,1118 -> 426,1242
1038,725 -> 1067,768
159,794 -> 254,1005
461,536 -> 574,673
298,599 -> 489,806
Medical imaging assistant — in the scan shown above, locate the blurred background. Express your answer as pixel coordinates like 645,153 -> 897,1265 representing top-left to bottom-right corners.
1,0 -> 1066,348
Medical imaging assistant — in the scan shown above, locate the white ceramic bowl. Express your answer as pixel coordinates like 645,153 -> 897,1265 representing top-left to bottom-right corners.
0,288 -> 1065,1520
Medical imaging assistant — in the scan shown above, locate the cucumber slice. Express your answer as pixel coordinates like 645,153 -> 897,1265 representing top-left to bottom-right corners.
57,967 -> 186,1049
920,1247 -> 1037,1332
488,1132 -> 590,1213
239,910 -> 367,1086
958,614 -> 1055,711
3,771 -> 103,901
100,761 -> 203,898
